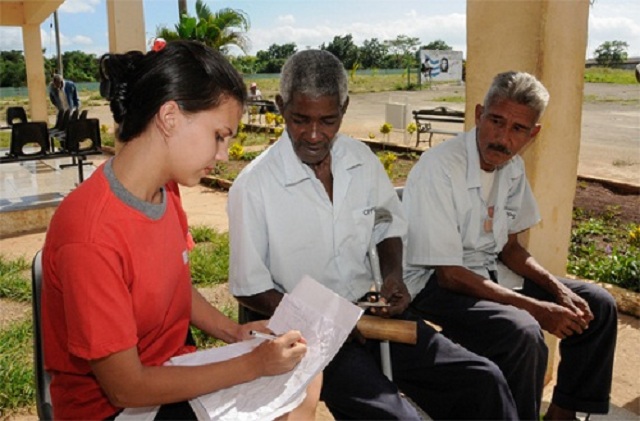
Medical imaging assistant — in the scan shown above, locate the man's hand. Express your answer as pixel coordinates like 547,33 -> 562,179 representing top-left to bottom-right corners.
555,284 -> 594,327
530,301 -> 588,339
370,277 -> 410,317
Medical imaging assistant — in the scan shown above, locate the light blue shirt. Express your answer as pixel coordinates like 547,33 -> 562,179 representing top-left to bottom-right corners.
227,132 -> 407,302
402,129 -> 540,290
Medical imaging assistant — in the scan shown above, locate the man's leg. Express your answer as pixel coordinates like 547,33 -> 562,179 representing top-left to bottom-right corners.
521,277 -> 617,415
320,340 -> 423,420
411,276 -> 547,420
391,317 -> 518,420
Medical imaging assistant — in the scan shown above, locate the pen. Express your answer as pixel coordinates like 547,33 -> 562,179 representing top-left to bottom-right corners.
249,330 -> 278,341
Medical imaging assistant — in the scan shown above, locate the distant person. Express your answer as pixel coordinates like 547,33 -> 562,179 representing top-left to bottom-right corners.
41,40 -> 320,420
403,70 -> 618,420
421,54 -> 433,81
48,74 -> 80,112
248,82 -> 263,101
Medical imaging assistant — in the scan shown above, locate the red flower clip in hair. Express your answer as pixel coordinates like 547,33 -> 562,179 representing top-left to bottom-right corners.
152,38 -> 167,52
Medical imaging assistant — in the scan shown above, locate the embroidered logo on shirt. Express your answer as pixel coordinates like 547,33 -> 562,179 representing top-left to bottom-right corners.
363,207 -> 375,215
182,250 -> 189,264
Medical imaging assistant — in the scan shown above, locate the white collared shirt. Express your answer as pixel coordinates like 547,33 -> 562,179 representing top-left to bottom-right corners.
228,132 -> 407,302
402,129 -> 540,290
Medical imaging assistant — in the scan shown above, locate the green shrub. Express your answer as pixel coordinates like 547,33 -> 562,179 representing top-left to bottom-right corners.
188,227 -> 230,286
568,212 -> 639,292
584,67 -> 636,84
0,320 -> 35,413
0,255 -> 31,302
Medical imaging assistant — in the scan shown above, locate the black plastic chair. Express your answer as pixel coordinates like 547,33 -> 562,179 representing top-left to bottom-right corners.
49,109 -> 71,151
32,250 -> 54,420
79,109 -> 88,120
60,118 -> 102,183
8,122 -> 50,158
6,106 -> 28,126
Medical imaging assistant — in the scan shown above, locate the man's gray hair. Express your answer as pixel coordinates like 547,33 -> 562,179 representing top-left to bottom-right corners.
279,50 -> 348,108
483,71 -> 550,121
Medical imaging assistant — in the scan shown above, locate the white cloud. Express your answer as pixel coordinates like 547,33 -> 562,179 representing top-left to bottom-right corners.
59,0 -> 101,14
277,14 -> 296,24
72,35 -> 94,45
0,27 -> 23,51
247,11 -> 467,56
588,15 -> 640,57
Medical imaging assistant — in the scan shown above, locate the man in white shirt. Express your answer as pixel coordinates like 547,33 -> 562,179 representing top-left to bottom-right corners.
403,71 -> 617,420
228,49 -> 518,420
248,82 -> 262,100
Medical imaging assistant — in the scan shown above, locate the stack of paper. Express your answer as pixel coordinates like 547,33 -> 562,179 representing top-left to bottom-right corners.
118,276 -> 362,420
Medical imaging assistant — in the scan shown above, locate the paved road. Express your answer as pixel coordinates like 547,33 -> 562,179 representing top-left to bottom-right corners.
340,83 -> 640,186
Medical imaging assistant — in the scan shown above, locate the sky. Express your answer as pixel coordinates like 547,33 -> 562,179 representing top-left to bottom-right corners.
1,0 -> 639,61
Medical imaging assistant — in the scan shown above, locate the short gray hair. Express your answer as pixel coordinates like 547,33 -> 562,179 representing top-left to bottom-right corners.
483,71 -> 550,121
279,50 -> 348,108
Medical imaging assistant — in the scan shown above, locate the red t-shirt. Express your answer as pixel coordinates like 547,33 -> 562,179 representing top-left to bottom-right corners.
42,164 -> 196,419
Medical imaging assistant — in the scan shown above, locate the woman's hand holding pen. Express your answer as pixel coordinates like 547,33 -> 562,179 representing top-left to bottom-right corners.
250,330 -> 308,376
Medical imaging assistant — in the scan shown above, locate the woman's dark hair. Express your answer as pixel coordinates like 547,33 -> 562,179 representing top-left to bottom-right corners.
99,40 -> 247,142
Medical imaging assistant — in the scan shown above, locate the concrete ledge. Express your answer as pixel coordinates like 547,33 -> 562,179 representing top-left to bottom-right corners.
0,202 -> 59,239
577,175 -> 640,195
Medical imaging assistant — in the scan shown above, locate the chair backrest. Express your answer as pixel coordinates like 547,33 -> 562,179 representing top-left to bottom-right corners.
78,109 -> 88,120
51,109 -> 64,131
9,122 -> 50,157
31,250 -> 54,420
6,106 -> 28,126
69,109 -> 79,122
63,118 -> 102,155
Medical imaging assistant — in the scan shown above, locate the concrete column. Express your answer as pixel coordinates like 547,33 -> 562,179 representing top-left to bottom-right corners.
22,24 -> 48,122
106,0 -> 146,151
466,0 -> 589,273
466,0 -> 591,384
106,0 -> 146,54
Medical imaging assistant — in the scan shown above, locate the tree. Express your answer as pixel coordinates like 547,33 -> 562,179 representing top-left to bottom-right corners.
384,34 -> 421,88
1,50 -> 99,87
157,0 -> 250,54
255,43 -> 297,73
421,39 -> 452,51
384,34 -> 420,69
58,51 -> 99,82
0,51 -> 26,87
359,38 -> 388,69
320,34 -> 359,70
594,40 -> 629,67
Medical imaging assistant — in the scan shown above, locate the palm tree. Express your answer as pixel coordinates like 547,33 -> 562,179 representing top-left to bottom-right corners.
158,0 -> 250,55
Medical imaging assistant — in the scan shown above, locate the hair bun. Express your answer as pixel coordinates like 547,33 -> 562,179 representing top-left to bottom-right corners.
99,51 -> 144,123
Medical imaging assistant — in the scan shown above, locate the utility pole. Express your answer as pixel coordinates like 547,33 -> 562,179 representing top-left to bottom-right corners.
178,0 -> 187,18
54,10 -> 63,76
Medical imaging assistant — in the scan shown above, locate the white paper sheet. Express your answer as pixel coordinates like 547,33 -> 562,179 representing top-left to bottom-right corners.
120,276 -> 362,421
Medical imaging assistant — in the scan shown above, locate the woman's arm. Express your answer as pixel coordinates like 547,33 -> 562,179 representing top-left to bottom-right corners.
90,330 -> 307,408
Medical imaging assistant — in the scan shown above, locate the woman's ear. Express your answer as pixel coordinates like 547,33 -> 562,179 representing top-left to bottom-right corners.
155,100 -> 180,137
